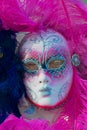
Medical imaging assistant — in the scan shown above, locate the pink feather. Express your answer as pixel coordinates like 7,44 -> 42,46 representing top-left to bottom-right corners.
0,0 -> 87,32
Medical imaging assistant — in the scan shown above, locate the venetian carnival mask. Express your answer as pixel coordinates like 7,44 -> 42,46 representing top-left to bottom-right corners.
19,30 -> 73,108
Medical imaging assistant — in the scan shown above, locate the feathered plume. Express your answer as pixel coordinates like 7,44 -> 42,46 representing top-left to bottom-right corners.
0,0 -> 87,33
0,30 -> 25,123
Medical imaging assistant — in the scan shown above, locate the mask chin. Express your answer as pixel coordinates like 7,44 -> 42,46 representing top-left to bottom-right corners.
27,90 -> 70,109
28,98 -> 64,109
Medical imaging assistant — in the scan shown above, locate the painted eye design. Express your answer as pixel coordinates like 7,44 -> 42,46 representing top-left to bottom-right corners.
46,56 -> 66,71
23,59 -> 39,73
45,35 -> 62,47
24,62 -> 38,70
48,59 -> 65,69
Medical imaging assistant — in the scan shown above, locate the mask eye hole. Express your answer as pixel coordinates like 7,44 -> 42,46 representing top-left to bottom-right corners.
46,56 -> 66,70
24,62 -> 38,70
23,59 -> 39,72
48,59 -> 64,69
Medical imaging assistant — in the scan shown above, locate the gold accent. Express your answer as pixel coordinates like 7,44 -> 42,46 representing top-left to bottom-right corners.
0,53 -> 3,58
49,59 -> 64,69
24,62 -> 38,70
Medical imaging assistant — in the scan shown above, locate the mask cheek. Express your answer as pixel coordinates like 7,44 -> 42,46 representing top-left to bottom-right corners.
23,72 -> 33,81
57,81 -> 71,102
24,77 -> 39,102
27,88 -> 37,101
52,71 -> 73,103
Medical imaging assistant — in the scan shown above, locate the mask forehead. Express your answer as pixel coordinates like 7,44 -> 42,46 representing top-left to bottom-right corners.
20,30 -> 70,61
40,30 -> 69,50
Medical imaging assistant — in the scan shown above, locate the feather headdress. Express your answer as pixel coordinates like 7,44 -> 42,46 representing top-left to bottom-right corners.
0,0 -> 87,32
0,0 -> 87,51
0,0 -> 87,129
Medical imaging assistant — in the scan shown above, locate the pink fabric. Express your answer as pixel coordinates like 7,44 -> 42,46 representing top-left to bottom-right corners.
0,114 -> 71,130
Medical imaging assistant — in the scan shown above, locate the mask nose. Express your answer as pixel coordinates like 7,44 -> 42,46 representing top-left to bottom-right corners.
38,71 -> 51,84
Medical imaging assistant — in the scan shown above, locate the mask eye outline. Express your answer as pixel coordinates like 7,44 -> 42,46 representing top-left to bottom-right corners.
23,59 -> 40,73
46,55 -> 66,71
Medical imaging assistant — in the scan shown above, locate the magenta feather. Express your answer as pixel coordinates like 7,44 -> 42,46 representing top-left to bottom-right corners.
0,0 -> 87,32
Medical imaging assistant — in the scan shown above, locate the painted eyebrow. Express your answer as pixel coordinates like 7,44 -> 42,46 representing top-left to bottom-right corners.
22,51 -> 43,64
22,46 -> 69,63
44,47 -> 68,59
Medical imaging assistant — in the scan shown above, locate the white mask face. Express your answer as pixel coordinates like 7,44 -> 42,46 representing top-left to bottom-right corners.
19,30 -> 73,108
